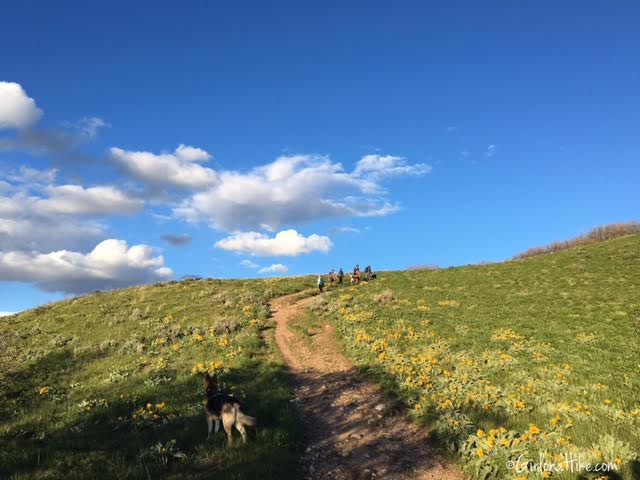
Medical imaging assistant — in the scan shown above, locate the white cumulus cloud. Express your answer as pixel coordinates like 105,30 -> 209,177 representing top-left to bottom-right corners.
109,144 -> 216,189
6,165 -> 58,185
174,153 -> 424,231
258,263 -> 288,274
0,239 -> 172,293
215,229 -> 332,256
0,167 -> 143,252
174,144 -> 210,162
36,185 -> 143,215
0,215 -> 105,253
0,81 -> 43,130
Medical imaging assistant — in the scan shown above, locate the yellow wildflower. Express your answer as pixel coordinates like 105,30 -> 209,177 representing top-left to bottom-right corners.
192,333 -> 204,343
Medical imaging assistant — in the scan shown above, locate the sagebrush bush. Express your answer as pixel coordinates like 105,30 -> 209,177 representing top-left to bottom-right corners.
129,308 -> 143,322
373,289 -> 394,304
119,337 -> 145,354
99,339 -> 117,352
308,296 -> 329,312
211,316 -> 242,335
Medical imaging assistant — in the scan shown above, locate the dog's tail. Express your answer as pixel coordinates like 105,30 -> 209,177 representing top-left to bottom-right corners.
236,409 -> 257,427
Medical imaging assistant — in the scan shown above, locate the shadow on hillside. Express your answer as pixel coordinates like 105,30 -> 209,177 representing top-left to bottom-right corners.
287,367 -> 466,479
0,355 -> 301,480
279,359 -> 518,479
1,347 -> 107,417
356,362 -> 512,441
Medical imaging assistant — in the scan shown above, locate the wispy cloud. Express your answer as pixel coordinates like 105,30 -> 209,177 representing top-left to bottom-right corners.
0,83 -> 107,163
258,263 -> 288,274
64,116 -> 111,139
329,226 -> 360,235
485,144 -> 496,158
7,127 -> 95,164
353,154 -> 431,179
240,259 -> 259,269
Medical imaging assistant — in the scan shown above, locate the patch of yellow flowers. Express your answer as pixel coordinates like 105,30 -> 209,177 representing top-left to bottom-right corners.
335,296 -> 640,477
191,360 -> 223,375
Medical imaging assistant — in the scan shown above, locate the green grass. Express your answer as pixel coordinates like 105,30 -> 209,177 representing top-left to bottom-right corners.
310,234 -> 640,479
0,276 -> 315,479
3,235 -> 640,479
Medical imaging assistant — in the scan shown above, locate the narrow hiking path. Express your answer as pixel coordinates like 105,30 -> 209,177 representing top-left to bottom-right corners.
271,293 -> 465,480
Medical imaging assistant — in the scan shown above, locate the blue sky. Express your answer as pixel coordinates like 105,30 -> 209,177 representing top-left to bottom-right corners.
1,1 -> 639,313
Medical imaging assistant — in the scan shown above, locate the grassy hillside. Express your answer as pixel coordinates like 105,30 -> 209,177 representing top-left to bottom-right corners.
0,276 -> 314,479
311,234 -> 640,479
2,234 -> 639,479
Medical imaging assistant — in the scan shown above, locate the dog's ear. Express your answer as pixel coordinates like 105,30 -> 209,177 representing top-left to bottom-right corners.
204,372 -> 218,389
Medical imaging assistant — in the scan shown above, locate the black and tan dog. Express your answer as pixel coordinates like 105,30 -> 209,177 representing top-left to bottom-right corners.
204,373 -> 256,445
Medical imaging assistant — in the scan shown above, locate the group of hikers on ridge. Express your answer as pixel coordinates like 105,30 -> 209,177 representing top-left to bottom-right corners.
317,264 -> 375,292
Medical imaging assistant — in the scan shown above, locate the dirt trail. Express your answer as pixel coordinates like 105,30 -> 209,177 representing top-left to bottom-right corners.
271,293 -> 465,480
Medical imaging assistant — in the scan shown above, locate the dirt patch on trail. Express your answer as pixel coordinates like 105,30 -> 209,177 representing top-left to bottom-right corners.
271,294 -> 465,480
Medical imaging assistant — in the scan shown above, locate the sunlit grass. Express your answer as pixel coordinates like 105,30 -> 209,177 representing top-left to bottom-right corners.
0,276 -> 314,479
313,234 -> 640,479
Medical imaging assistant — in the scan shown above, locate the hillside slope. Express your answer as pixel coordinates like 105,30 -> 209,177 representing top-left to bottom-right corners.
312,234 -> 640,478
0,276 -> 314,479
2,235 -> 639,479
